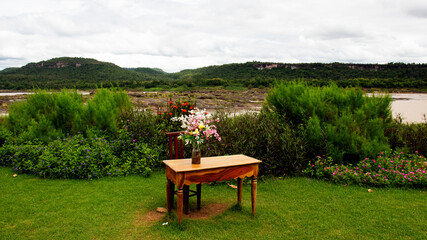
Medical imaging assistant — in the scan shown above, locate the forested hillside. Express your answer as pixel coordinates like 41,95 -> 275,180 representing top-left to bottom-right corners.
169,62 -> 427,89
0,57 -> 153,89
1,57 -> 426,90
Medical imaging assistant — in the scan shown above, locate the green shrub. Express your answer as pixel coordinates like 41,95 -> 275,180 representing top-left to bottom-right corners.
0,127 -> 11,147
0,143 -> 17,166
5,88 -> 132,143
264,81 -> 392,163
304,151 -> 427,187
386,116 -> 427,157
85,88 -> 131,135
0,133 -> 163,179
118,110 -> 165,147
204,111 -> 306,175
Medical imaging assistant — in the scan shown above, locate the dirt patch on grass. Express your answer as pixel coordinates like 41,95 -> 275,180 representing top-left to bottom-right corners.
133,203 -> 232,227
133,210 -> 165,226
184,203 -> 231,219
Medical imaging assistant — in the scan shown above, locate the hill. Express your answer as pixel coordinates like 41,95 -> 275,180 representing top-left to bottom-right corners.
1,57 -> 426,90
129,67 -> 167,75
170,62 -> 427,89
0,57 -> 153,89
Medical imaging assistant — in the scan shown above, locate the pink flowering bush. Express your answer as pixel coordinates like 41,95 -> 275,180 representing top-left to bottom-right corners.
172,108 -> 221,149
304,151 -> 427,187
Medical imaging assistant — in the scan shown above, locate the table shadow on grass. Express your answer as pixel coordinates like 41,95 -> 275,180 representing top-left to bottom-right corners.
132,201 -> 234,228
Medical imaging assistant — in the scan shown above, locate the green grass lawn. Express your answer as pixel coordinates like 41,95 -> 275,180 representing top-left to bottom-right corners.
1,167 -> 426,240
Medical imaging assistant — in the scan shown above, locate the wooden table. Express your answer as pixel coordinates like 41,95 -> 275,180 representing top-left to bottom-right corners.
163,154 -> 261,225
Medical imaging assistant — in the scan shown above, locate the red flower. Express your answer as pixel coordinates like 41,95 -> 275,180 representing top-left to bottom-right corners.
182,109 -> 187,113
158,112 -> 162,115
169,112 -> 172,115
168,101 -> 173,105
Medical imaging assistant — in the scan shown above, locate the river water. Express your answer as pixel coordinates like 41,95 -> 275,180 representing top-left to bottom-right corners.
387,93 -> 427,123
1,92 -> 426,123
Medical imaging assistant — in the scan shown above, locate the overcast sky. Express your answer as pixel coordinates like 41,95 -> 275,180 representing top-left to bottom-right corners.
0,0 -> 426,72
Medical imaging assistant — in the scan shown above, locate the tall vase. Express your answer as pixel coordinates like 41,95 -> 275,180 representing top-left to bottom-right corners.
192,148 -> 201,164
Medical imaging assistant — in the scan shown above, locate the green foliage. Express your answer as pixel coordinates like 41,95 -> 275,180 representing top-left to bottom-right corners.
386,116 -> 427,156
264,81 -> 392,163
0,134 -> 162,179
203,111 -> 306,175
0,127 -> 11,147
6,89 -> 83,142
304,151 -> 427,187
118,110 -> 165,149
85,88 -> 132,134
0,95 -> 191,179
2,87 -> 426,181
5,88 -> 131,142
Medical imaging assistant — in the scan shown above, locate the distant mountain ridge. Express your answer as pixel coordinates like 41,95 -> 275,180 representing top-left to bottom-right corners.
0,57 -> 426,90
0,57 -> 153,89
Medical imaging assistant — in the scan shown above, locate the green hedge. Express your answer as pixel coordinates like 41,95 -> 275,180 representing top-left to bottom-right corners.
304,151 -> 427,188
5,88 -> 131,143
1,134 -> 163,179
264,81 -> 392,163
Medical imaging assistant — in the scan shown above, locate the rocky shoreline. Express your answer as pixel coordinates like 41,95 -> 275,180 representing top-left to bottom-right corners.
0,89 -> 269,114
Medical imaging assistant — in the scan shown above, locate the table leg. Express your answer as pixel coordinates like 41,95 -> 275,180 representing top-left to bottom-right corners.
196,183 -> 201,210
177,188 -> 183,225
166,179 -> 174,213
237,177 -> 243,204
251,176 -> 257,216
183,185 -> 189,214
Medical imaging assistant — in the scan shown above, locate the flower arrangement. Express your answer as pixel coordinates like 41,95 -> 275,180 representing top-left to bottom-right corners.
171,108 -> 221,150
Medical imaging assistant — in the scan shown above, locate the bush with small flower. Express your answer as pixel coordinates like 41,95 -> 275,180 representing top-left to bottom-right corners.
0,133 -> 163,179
304,151 -> 427,187
156,98 -> 196,132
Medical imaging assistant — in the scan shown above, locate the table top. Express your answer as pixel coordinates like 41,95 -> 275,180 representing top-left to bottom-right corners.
163,154 -> 261,173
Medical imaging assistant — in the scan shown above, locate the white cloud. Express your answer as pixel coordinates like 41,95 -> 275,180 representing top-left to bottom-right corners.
0,0 -> 426,72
